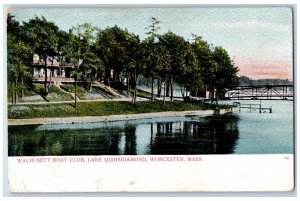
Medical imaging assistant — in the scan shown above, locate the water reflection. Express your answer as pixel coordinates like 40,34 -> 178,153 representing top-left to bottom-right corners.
8,115 -> 239,156
149,116 -> 239,154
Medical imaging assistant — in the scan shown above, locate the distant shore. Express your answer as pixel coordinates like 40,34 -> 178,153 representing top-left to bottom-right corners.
8,107 -> 238,126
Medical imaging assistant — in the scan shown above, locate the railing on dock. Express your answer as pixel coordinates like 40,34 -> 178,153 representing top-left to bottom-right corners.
233,102 -> 272,113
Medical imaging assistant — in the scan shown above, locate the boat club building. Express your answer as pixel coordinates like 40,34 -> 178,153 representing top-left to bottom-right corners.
31,54 -> 75,84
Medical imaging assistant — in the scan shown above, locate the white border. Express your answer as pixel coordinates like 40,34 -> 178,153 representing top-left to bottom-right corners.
1,0 -> 299,199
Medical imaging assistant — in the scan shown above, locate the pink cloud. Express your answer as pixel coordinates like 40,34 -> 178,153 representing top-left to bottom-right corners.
235,59 -> 293,80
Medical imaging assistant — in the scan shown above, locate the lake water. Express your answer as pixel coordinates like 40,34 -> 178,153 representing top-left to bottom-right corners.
8,100 -> 293,156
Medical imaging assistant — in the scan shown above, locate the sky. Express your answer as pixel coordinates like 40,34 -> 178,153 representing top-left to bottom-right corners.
8,6 -> 293,80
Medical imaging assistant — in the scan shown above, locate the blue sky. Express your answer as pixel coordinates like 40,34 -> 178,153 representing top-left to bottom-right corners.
9,7 -> 293,80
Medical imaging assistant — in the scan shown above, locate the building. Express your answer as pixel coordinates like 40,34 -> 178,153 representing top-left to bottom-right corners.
30,54 -> 75,84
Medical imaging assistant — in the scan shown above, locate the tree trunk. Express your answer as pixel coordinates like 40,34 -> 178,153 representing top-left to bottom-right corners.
101,70 -> 103,82
166,79 -> 169,97
14,78 -> 18,104
151,77 -> 154,100
129,75 -> 132,96
215,89 -> 219,107
180,87 -> 185,100
112,70 -> 116,82
211,90 -> 214,106
74,76 -> 77,108
132,71 -> 138,104
11,81 -> 16,104
117,71 -> 121,82
44,57 -> 48,95
10,82 -> 14,105
105,68 -> 110,86
170,78 -> 173,102
210,89 -> 218,107
21,77 -> 24,98
157,78 -> 161,97
163,77 -> 166,105
134,86 -> 137,104
96,70 -> 99,82
127,73 -> 129,96
89,75 -> 93,92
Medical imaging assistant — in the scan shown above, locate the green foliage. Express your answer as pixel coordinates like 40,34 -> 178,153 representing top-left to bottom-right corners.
190,36 -> 240,102
7,15 -> 240,106
21,15 -> 61,95
70,23 -> 100,70
7,14 -> 33,104
213,46 -> 239,98
192,36 -> 215,91
80,51 -> 103,83
22,16 -> 60,58
95,26 -> 141,84
145,17 -> 161,41
183,44 -> 202,94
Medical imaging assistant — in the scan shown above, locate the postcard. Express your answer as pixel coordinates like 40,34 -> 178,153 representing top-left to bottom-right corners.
6,6 -> 294,192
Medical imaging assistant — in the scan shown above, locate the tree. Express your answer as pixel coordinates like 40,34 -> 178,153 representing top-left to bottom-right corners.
213,46 -> 239,101
7,14 -> 32,104
126,37 -> 146,104
95,28 -> 114,86
80,50 -> 102,91
22,16 -> 60,95
66,30 -> 81,108
72,23 -> 100,91
158,31 -> 189,101
68,23 -> 99,107
56,30 -> 71,81
182,43 -> 201,99
144,17 -> 161,100
192,36 -> 216,103
96,26 -> 124,85
156,45 -> 172,105
96,26 -> 141,96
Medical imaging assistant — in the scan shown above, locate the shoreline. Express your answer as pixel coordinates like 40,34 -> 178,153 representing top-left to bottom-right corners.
8,107 -> 238,126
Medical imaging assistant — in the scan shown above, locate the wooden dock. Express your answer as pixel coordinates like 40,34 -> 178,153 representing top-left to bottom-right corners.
233,102 -> 272,113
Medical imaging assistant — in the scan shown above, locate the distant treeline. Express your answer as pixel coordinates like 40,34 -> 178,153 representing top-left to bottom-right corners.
240,76 -> 293,86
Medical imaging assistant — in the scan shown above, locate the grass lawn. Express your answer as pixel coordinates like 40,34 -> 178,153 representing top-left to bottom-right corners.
61,84 -> 118,100
89,85 -> 116,99
134,88 -> 152,98
7,100 -> 231,119
32,84 -> 73,101
46,85 -> 73,101
60,84 -> 86,99
92,83 -> 116,98
7,85 -> 72,103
